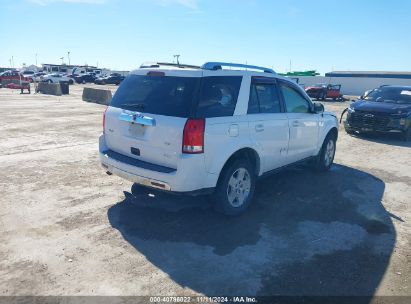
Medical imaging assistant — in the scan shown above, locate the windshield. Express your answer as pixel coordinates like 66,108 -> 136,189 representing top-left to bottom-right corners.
364,87 -> 411,104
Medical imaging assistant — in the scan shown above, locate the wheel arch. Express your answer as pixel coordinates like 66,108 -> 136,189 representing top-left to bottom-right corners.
218,147 -> 261,179
327,126 -> 338,140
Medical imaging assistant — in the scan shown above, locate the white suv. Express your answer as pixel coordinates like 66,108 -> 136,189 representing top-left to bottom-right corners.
99,62 -> 339,215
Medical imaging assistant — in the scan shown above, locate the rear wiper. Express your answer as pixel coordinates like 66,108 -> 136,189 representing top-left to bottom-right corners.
121,103 -> 146,110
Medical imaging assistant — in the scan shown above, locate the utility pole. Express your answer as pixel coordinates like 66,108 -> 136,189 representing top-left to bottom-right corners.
35,53 -> 38,66
12,56 -> 14,68
67,51 -> 71,65
289,59 -> 292,73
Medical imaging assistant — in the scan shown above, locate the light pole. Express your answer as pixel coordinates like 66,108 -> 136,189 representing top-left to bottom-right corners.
173,54 -> 180,65
60,57 -> 64,65
67,51 -> 71,65
35,53 -> 38,66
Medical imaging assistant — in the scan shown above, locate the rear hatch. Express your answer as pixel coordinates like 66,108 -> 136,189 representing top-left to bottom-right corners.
104,70 -> 202,169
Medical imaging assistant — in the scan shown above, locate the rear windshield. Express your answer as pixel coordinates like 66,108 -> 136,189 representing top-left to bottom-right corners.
110,75 -> 242,118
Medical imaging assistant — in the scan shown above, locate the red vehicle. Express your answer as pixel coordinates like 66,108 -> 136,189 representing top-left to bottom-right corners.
305,84 -> 343,101
6,82 -> 31,93
0,70 -> 31,84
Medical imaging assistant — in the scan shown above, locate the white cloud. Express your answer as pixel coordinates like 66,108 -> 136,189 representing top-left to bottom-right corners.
28,0 -> 108,5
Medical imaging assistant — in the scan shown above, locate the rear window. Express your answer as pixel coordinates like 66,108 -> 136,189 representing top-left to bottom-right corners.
110,75 -> 200,118
196,76 -> 242,118
111,75 -> 242,118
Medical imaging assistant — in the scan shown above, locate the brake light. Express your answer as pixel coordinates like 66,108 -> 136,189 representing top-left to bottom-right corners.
103,107 -> 108,133
182,119 -> 205,154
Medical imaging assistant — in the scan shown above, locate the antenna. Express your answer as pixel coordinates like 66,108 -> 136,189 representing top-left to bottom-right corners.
173,55 -> 180,66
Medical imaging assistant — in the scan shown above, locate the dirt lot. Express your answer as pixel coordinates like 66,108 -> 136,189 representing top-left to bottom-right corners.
0,84 -> 410,299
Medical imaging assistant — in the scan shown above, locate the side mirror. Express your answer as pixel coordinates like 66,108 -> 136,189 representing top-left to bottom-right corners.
313,102 -> 324,114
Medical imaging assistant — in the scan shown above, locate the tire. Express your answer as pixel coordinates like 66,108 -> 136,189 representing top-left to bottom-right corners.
322,92 -> 326,101
213,159 -> 256,216
69,79 -> 74,85
131,183 -> 150,196
402,128 -> 411,142
314,133 -> 336,172
345,128 -> 355,135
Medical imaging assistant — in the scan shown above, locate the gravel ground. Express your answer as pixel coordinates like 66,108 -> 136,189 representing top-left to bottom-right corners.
0,85 -> 410,299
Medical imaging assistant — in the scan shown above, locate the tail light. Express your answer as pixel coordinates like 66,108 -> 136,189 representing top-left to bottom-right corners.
103,107 -> 108,133
182,118 -> 205,154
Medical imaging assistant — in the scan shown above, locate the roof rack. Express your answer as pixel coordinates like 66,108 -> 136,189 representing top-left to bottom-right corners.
140,62 -> 201,69
202,62 -> 276,74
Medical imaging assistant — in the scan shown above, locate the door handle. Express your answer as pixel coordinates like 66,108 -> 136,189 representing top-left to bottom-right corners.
292,120 -> 301,127
255,124 -> 264,132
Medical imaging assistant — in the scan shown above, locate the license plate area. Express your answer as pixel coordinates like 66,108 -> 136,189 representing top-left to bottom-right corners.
129,123 -> 146,137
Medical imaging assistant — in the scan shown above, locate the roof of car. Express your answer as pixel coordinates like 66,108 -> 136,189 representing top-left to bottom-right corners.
132,61 -> 277,76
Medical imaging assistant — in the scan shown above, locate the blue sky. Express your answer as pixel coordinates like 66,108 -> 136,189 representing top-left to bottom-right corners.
1,0 -> 410,74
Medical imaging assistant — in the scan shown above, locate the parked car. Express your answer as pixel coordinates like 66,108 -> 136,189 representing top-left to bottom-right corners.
75,73 -> 97,84
305,84 -> 343,101
0,70 -> 30,83
99,61 -> 339,215
344,85 -> 411,141
95,73 -> 125,85
41,73 -> 74,84
30,72 -> 47,82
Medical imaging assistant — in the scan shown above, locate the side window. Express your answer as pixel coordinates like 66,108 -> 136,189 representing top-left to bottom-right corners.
196,76 -> 242,118
248,83 -> 281,114
280,84 -> 311,113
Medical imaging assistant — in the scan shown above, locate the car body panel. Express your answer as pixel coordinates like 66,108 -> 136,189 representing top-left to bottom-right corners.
100,65 -> 339,193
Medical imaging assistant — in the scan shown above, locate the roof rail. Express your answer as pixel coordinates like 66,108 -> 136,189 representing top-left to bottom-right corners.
140,62 -> 201,69
202,62 -> 276,74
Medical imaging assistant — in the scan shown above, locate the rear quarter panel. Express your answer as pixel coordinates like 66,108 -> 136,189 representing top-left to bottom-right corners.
204,115 -> 260,175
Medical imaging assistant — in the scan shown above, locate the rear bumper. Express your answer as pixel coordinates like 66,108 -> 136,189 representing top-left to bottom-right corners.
99,135 -> 218,194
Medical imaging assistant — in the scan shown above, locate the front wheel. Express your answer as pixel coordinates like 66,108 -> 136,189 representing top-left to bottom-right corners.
314,133 -> 336,172
213,159 -> 256,216
402,128 -> 411,142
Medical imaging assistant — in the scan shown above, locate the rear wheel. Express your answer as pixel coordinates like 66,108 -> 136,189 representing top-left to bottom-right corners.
314,133 -> 336,172
213,159 -> 256,216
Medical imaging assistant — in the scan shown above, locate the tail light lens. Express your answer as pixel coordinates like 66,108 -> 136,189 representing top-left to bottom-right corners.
182,119 -> 205,154
103,107 -> 108,133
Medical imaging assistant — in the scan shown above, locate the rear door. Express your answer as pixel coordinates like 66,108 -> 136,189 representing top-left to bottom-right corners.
279,81 -> 319,163
104,71 -> 201,169
247,77 -> 289,171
